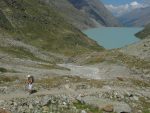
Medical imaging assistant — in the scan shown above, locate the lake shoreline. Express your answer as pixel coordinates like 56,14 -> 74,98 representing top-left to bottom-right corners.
83,27 -> 143,49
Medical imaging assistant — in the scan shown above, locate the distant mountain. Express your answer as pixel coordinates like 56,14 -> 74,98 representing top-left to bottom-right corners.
0,0 -> 103,59
46,0 -> 121,29
118,7 -> 150,27
136,24 -> 150,39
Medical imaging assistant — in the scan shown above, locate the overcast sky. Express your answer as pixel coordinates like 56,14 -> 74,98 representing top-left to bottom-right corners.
101,0 -> 150,16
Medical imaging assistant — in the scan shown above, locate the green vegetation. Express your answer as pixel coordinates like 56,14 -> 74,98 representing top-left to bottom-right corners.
130,78 -> 150,87
0,10 -> 13,30
74,101 -> 102,113
36,76 -> 105,89
139,97 -> 150,113
0,67 -> 7,72
136,24 -> 150,39
0,75 -> 18,83
84,50 -> 150,71
0,0 -> 103,57
39,64 -> 70,71
0,46 -> 42,61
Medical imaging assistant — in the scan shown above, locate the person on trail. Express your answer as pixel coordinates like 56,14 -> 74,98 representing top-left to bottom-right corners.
25,75 -> 34,94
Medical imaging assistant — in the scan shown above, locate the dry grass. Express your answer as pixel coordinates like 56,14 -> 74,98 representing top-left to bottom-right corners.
36,76 -> 105,88
0,75 -> 19,84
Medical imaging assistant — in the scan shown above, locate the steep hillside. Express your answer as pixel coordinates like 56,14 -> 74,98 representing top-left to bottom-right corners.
47,0 -> 99,30
68,0 -> 121,27
0,0 -> 103,57
136,24 -> 150,39
119,24 -> 150,63
45,0 -> 121,29
118,7 -> 150,27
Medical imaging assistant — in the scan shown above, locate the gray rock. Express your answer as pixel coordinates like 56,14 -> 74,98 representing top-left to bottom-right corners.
76,95 -> 85,104
0,100 -> 5,105
81,110 -> 87,113
40,96 -> 51,106
114,103 -> 131,113
133,96 -> 139,101
29,104 -> 33,109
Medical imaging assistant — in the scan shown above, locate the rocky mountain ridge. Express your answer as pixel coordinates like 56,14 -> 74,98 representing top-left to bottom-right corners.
118,7 -> 150,27
45,0 -> 121,29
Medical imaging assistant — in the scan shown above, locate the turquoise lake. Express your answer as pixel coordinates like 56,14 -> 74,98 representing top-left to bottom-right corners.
83,27 -> 143,49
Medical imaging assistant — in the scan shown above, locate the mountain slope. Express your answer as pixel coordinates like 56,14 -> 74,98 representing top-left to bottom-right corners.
118,7 -> 150,27
119,24 -> 150,61
68,0 -> 121,27
135,24 -> 150,39
0,0 -> 103,57
45,0 -> 121,29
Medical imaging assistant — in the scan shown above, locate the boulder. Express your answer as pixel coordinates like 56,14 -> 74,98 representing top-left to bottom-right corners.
81,110 -> 87,113
40,96 -> 51,106
102,104 -> 113,112
114,103 -> 131,113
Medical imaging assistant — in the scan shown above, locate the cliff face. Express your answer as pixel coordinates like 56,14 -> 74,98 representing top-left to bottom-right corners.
46,0 -> 121,30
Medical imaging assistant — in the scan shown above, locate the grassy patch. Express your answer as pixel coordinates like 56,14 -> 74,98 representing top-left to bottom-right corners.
139,97 -> 150,113
85,56 -> 105,64
0,46 -> 48,62
0,67 -> 7,73
83,50 -> 150,72
0,75 -> 19,83
73,101 -> 102,113
36,76 -> 105,89
39,64 -> 70,71
130,78 -> 150,87
0,0 -> 103,56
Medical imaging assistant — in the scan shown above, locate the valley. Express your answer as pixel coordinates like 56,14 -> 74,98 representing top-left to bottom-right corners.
0,0 -> 150,113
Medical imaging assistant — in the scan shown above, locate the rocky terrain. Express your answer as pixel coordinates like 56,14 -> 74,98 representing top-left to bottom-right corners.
46,0 -> 121,30
0,44 -> 150,113
0,0 -> 150,113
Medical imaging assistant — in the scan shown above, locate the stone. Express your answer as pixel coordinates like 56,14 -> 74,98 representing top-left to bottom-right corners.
41,96 -> 51,106
114,103 -> 131,113
0,100 -> 5,105
102,104 -> 113,112
102,85 -> 111,90
29,104 -> 33,109
133,96 -> 139,101
81,110 -> 87,113
13,102 -> 17,106
76,95 -> 85,104
116,77 -> 124,81
63,102 -> 67,105
64,84 -> 70,89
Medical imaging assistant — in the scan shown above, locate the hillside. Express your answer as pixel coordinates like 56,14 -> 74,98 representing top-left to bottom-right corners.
46,0 -> 121,29
118,7 -> 150,27
0,0 -> 103,58
135,24 -> 150,39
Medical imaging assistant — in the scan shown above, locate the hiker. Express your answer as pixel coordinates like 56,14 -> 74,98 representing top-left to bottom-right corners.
25,75 -> 34,94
